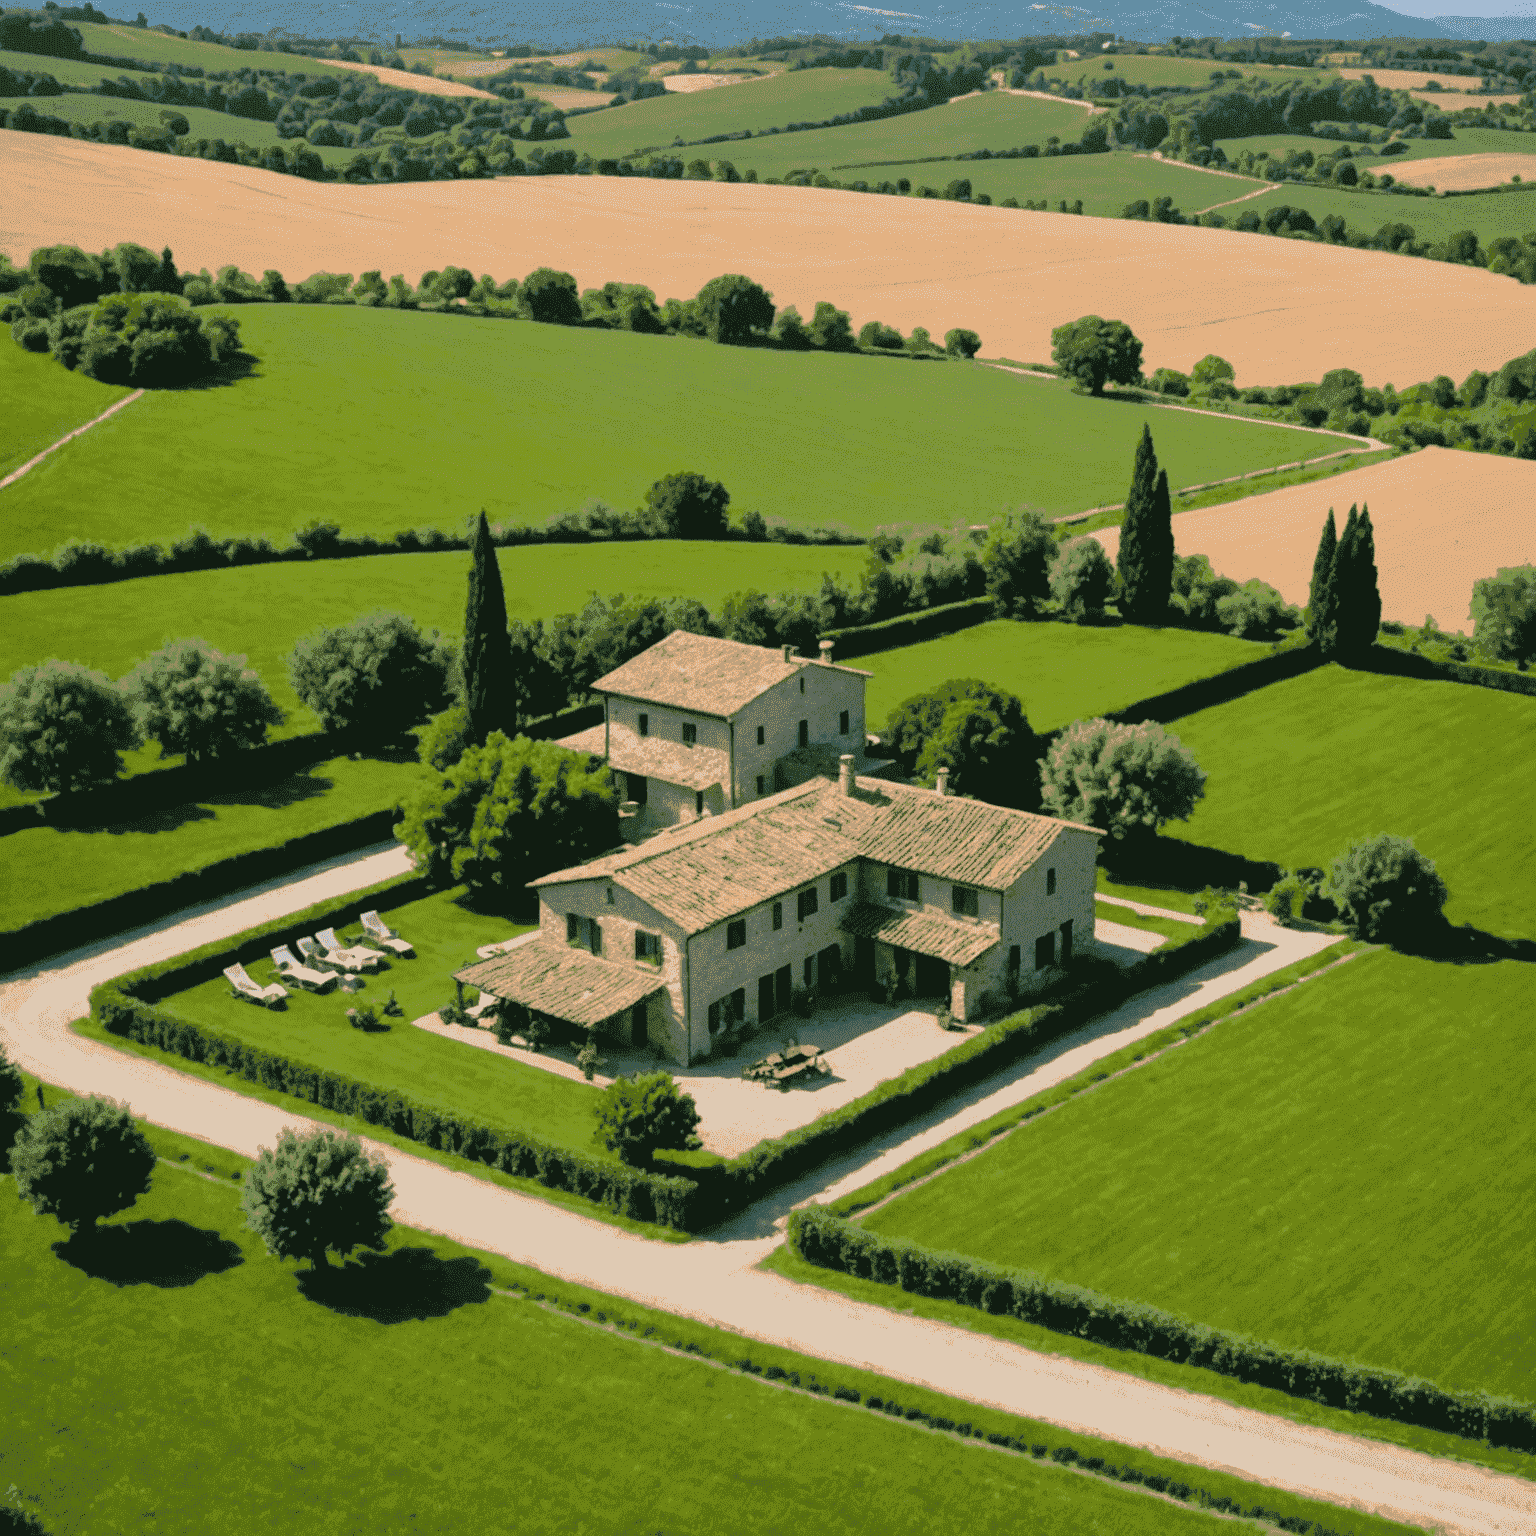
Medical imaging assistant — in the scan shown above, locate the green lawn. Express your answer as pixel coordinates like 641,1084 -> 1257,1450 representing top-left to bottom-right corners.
0,1095 -> 1407,1536
0,304 -> 1335,560
0,753 -> 417,933
864,947 -> 1536,1399
0,541 -> 867,737
862,619 -> 1266,733
1168,664 -> 1536,934
0,324 -> 135,477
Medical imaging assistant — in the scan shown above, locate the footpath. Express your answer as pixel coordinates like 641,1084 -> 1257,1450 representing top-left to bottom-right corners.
2,844 -> 1531,1536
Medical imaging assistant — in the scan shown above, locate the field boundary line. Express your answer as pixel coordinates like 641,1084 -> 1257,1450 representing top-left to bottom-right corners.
847,943 -> 1367,1223
1,389 -> 145,491
1138,151 -> 1264,185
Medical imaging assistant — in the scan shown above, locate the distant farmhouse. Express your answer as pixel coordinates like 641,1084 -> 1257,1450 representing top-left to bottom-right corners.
458,633 -> 1102,1065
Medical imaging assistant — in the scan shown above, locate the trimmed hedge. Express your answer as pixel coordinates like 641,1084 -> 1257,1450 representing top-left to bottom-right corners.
655,914 -> 1242,1225
1363,642 -> 1536,699
787,1206 -> 1536,1452
822,597 -> 997,660
1099,638 -> 1323,728
87,875 -> 701,1230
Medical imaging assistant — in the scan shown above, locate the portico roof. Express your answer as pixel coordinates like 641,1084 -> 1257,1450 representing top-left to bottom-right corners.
558,723 -> 728,792
455,938 -> 664,1030
841,902 -> 1001,968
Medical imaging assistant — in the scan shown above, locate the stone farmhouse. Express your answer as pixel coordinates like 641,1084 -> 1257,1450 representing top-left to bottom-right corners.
456,632 -> 1102,1066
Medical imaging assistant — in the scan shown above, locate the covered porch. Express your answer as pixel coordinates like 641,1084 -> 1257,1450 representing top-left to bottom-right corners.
840,902 -> 1000,1020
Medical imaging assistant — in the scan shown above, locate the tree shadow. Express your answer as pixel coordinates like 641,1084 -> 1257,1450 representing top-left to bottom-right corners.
1104,836 -> 1284,895
297,1247 -> 492,1323
165,351 -> 261,392
54,1219 -> 244,1288
1397,923 -> 1536,966
63,801 -> 218,835
203,770 -> 335,812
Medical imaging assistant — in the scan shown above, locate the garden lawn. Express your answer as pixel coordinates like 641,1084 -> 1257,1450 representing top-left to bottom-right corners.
0,753 -> 417,933
0,1108 -> 1396,1536
0,321 -> 134,477
862,619 -> 1265,733
863,947 -> 1536,1400
0,304 -> 1334,559
1169,664 -> 1536,935
0,541 -> 867,737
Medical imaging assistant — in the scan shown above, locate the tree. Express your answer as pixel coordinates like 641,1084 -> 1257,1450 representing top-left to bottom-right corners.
155,246 -> 182,294
944,327 -> 982,359
0,660 -> 140,794
1050,536 -> 1117,621
1341,504 -> 1381,655
643,472 -> 730,540
289,613 -> 454,743
883,679 -> 1014,775
692,273 -> 774,345
517,266 -> 581,324
396,733 -> 618,895
772,305 -> 812,349
108,240 -> 162,293
1324,833 -> 1447,946
914,691 -> 1037,809
1190,354 -> 1236,389
1306,509 -> 1337,639
0,1039 -> 25,1171
1316,504 -> 1357,659
1469,564 -> 1536,665
1116,425 -> 1174,623
857,319 -> 903,350
982,509 -> 1057,617
1216,579 -> 1296,640
1040,717 -> 1206,843
418,704 -> 471,772
10,1096 -> 155,1237
124,639 -> 283,764
808,300 -> 854,351
507,617 -> 568,723
240,1126 -> 394,1270
462,510 -> 516,747
1050,315 -> 1143,396
74,293 -> 243,387
594,1071 -> 702,1167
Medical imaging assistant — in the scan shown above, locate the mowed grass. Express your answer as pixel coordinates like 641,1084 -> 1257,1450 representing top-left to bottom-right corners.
0,542 -> 867,738
0,324 -> 134,476
0,753 -> 416,933
862,619 -> 1266,733
152,885 -> 614,1154
1169,665 -> 1536,934
0,303 -> 1335,559
0,1114 -> 1354,1536
864,948 -> 1536,1399
564,68 -> 897,158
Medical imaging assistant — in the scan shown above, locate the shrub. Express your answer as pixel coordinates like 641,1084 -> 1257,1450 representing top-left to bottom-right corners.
69,292 -> 242,386
10,1095 -> 155,1235
692,273 -> 774,345
1049,537 -> 1116,621
808,300 -> 855,351
1324,834 -> 1447,947
772,305 -> 812,348
517,266 -> 581,325
943,327 -> 982,359
0,659 -> 140,794
576,1035 -> 607,1081
594,1072 -> 703,1166
857,319 -> 903,350
1469,564 -> 1536,666
124,638 -> 284,764
1215,579 -> 1295,640
1263,871 -> 1310,925
0,1039 -> 25,1170
642,472 -> 730,540
982,510 -> 1055,618
1040,718 -> 1206,844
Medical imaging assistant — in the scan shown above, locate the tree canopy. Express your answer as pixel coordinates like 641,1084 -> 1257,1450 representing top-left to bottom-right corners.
124,638 -> 283,764
10,1095 -> 155,1235
692,274 -> 774,346
289,611 -> 454,742
517,266 -> 581,325
1040,718 -> 1206,843
642,472 -> 730,540
462,510 -> 516,747
1116,425 -> 1174,624
1325,833 -> 1447,946
0,659 -> 140,794
1051,536 -> 1117,622
981,509 -> 1057,618
914,689 -> 1037,810
594,1072 -> 702,1167
1469,564 -> 1536,665
1050,315 -> 1143,396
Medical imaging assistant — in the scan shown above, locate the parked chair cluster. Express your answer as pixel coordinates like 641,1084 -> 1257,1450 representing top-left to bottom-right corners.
246,912 -> 417,1003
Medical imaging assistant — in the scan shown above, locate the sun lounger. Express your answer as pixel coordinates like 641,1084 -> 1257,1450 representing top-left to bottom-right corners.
224,963 -> 287,1009
465,997 -> 499,1023
270,945 -> 337,993
360,910 -> 414,958
316,927 -> 385,973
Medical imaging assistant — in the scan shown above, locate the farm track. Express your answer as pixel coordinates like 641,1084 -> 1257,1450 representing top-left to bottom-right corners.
0,388 -> 143,491
4,846 -> 1533,1535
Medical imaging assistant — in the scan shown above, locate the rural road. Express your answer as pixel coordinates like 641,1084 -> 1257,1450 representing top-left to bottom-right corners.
3,845 -> 1531,1536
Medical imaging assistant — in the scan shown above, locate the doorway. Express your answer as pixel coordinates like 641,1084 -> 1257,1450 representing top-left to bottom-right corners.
758,973 -> 776,1024
914,953 -> 949,997
631,1001 -> 648,1048
1059,919 -> 1074,966
775,964 -> 793,1013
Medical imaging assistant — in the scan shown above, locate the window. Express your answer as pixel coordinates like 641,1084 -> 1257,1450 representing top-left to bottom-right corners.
756,725 -> 765,746
797,887 -> 819,921
839,709 -> 850,735
830,871 -> 848,902
951,885 -> 979,918
755,775 -> 765,796
634,930 -> 661,966
626,773 -> 648,807
637,712 -> 648,738
1008,944 -> 1021,976
605,886 -> 615,905
709,988 -> 746,1035
731,986 -> 745,1024
695,790 -> 705,817
1035,932 -> 1055,971
772,901 -> 783,931
804,955 -> 815,987
727,919 -> 746,950
566,913 -> 580,944
799,676 -> 806,694
887,867 -> 920,901
798,719 -> 809,748
682,722 -> 697,746
1046,867 -> 1057,896
588,920 -> 602,958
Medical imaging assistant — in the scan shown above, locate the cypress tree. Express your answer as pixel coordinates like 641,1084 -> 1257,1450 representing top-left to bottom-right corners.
1340,504 -> 1382,657
1118,424 -> 1171,623
1306,509 -> 1337,639
462,510 -> 516,747
1318,504 -> 1358,661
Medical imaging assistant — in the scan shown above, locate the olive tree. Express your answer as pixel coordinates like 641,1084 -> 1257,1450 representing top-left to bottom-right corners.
594,1072 -> 702,1167
1040,718 -> 1207,843
0,660 -> 140,793
10,1096 -> 156,1236
124,639 -> 283,763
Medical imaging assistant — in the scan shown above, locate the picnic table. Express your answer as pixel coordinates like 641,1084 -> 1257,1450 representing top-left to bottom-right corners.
743,1043 -> 826,1089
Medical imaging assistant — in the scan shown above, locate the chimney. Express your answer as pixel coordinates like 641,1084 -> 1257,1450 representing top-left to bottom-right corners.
819,639 -> 834,665
839,754 -> 855,796
935,767 -> 950,797
782,644 -> 797,664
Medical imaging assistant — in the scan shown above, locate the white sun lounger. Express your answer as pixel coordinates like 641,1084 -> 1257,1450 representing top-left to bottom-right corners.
271,945 -> 337,992
360,910 -> 415,958
224,963 -> 287,1008
466,996 -> 499,1023
315,927 -> 385,972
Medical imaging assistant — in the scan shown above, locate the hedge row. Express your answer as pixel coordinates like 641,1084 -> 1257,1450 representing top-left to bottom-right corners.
822,597 -> 997,660
787,1207 -> 1536,1451
655,914 -> 1243,1224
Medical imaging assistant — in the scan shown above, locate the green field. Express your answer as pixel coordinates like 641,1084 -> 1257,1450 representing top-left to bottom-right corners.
0,304 -> 1338,560
1261,181 -> 1536,250
563,68 -> 896,158
0,753 -> 415,932
0,542 -> 867,738
0,328 -> 134,477
1043,55 -> 1332,92
864,947 -> 1535,1398
1169,665 -> 1536,934
862,619 -> 1265,733
68,19 -> 367,78
1215,124 -> 1536,168
0,44 -> 172,88
0,1092 -> 1403,1536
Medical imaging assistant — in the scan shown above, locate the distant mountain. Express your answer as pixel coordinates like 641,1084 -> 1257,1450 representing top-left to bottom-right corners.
1427,13 -> 1536,36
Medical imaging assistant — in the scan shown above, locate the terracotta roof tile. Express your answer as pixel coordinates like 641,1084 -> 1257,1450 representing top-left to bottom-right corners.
841,902 -> 1001,967
455,938 -> 663,1029
558,722 -> 729,791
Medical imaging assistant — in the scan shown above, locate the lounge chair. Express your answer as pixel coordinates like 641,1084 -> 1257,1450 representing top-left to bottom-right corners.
271,945 -> 337,993
224,963 -> 287,1009
360,910 -> 415,958
316,927 -> 385,973
465,996 -> 499,1024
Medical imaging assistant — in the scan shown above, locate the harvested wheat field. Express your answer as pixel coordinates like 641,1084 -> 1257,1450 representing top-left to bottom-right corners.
7,135 -> 1536,385
1337,65 -> 1525,110
321,58 -> 496,99
662,72 -> 771,92
1387,154 -> 1536,192
1092,447 -> 1536,628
